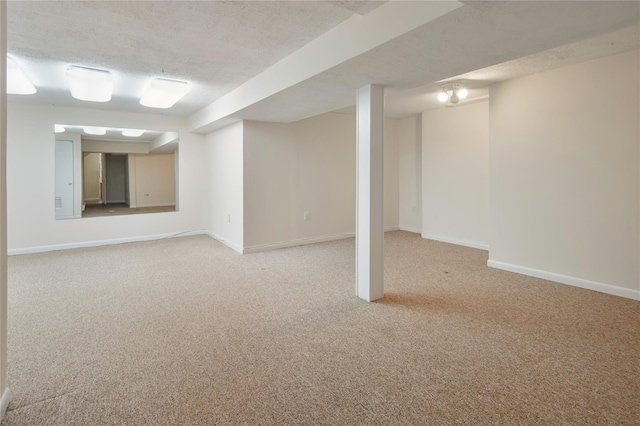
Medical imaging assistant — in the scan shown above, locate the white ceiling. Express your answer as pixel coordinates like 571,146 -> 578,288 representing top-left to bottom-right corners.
6,1 -> 640,129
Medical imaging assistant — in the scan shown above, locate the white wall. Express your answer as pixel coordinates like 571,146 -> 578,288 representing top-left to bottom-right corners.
241,113 -> 399,250
422,101 -> 490,249
489,50 -> 639,296
131,153 -> 176,208
384,118 -> 400,229
205,121 -> 244,252
6,104 -> 206,253
83,153 -> 101,202
399,116 -> 422,233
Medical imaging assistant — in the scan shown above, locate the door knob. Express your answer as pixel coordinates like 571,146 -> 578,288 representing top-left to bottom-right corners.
68,182 -> 73,185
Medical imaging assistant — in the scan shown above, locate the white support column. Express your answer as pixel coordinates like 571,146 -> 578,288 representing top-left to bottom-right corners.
356,85 -> 385,302
0,1 -> 11,420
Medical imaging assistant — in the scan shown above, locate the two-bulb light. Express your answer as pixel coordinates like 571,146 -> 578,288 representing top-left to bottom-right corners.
437,85 -> 468,104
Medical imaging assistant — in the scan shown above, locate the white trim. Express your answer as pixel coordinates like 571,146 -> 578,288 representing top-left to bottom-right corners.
242,227 -> 400,254
399,226 -> 421,234
205,232 -> 243,254
421,233 -> 489,250
134,203 -> 176,208
7,230 -> 206,256
0,388 -> 11,420
243,232 -> 354,254
487,259 -> 640,301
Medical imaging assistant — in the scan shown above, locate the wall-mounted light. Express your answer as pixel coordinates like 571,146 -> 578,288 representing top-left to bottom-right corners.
122,128 -> 145,137
83,126 -> 107,136
54,124 -> 66,133
7,56 -> 37,95
140,78 -> 191,108
67,66 -> 113,102
437,84 -> 468,105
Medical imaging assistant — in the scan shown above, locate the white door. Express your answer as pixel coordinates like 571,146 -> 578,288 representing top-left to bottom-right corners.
55,140 -> 74,219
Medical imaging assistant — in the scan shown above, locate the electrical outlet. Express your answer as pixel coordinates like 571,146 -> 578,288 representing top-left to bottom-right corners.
304,211 -> 310,221
227,214 -> 231,223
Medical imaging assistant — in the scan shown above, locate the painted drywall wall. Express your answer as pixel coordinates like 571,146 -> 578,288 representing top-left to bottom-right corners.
398,116 -> 422,233
384,118 -> 400,229
489,50 -> 639,295
242,113 -> 399,250
205,121 -> 244,252
422,101 -> 490,248
82,153 -> 101,203
132,153 -> 176,208
6,103 -> 206,253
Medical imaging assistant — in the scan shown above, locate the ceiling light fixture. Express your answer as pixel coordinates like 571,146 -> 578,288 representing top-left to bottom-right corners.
139,78 -> 191,108
66,66 -> 113,102
54,124 -> 66,133
83,126 -> 107,136
122,128 -> 145,137
437,84 -> 468,105
7,56 -> 37,95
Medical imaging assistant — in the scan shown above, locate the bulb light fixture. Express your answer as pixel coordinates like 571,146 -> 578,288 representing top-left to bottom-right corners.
66,66 -> 113,102
54,124 -> 66,133
83,126 -> 107,136
122,128 -> 145,137
140,78 -> 191,108
7,56 -> 37,95
437,84 -> 468,105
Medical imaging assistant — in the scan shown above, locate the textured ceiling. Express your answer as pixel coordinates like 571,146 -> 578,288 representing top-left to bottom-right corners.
7,1 -> 385,116
6,1 -> 640,124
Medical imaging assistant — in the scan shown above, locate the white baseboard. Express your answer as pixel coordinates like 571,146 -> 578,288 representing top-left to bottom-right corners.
205,232 -> 244,254
243,232 -> 355,254
487,259 -> 640,301
8,230 -> 206,256
135,203 -> 176,208
241,227 -> 400,254
1,388 -> 11,420
399,226 -> 421,234
421,233 -> 489,250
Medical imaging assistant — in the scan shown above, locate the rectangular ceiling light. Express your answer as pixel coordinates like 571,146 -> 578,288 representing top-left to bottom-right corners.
7,56 -> 36,95
66,66 -> 113,102
139,78 -> 191,108
83,126 -> 107,136
122,128 -> 145,137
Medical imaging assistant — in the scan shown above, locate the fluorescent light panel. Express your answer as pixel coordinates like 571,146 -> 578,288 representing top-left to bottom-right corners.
67,66 -> 113,102
140,78 -> 191,108
83,126 -> 107,136
122,128 -> 145,137
7,57 -> 36,95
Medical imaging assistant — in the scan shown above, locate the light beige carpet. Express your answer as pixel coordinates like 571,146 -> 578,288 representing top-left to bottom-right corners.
2,231 -> 638,425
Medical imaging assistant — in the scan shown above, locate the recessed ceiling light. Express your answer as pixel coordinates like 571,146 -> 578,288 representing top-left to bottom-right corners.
7,56 -> 36,95
140,78 -> 191,108
66,66 -> 113,102
83,126 -> 107,136
122,128 -> 145,137
54,124 -> 66,133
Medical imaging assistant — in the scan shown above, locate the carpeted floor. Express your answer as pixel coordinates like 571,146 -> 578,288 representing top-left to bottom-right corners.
2,231 -> 638,425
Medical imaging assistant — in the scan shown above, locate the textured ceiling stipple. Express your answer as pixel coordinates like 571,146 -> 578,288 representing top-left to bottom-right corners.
5,1 -> 640,123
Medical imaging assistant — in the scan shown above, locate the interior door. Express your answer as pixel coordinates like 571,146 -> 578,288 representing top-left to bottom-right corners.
54,140 -> 74,218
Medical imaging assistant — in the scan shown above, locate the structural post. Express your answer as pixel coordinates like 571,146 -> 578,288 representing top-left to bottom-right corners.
0,1 -> 11,419
356,85 -> 384,302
